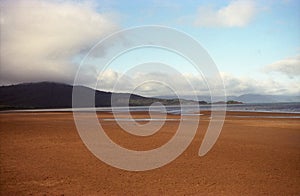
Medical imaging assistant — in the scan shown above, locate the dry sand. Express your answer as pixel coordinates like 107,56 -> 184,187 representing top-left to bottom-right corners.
0,111 -> 299,195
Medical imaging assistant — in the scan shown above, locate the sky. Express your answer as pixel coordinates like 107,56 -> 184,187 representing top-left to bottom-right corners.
0,0 -> 299,96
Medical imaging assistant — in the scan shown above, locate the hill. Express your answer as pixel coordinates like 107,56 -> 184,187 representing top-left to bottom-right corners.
0,82 -> 203,110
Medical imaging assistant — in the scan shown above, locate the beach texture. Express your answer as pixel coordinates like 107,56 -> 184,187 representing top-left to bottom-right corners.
0,111 -> 299,195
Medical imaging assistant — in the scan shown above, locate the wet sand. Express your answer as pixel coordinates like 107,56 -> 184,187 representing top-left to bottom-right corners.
0,111 -> 299,195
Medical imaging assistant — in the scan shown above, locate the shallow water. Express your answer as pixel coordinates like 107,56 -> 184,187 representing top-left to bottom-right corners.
2,102 -> 300,115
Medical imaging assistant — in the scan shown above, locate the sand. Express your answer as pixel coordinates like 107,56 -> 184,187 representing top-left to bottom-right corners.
0,111 -> 299,195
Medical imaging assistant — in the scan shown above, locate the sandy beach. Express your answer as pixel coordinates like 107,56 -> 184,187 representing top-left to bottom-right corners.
0,111 -> 299,195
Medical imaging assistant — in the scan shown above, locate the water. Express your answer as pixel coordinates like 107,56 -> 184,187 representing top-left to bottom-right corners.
92,102 -> 300,114
2,102 -> 300,114
219,102 -> 300,113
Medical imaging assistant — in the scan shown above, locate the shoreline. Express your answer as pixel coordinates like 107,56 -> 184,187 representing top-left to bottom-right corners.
1,108 -> 300,115
1,109 -> 300,118
1,102 -> 300,114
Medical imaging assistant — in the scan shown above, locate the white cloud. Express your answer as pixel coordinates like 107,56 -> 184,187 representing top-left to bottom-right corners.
221,72 -> 300,95
95,69 -> 300,97
263,55 -> 300,78
194,0 -> 257,27
0,0 -> 118,84
96,69 -> 208,97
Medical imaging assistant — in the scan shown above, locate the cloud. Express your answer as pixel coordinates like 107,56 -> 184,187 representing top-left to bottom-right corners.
221,72 -> 300,95
94,68 -> 300,97
95,69 -> 208,97
194,0 -> 257,27
0,0 -> 118,84
263,55 -> 300,78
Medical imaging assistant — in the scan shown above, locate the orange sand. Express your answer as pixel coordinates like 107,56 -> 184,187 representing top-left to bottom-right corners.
0,111 -> 299,195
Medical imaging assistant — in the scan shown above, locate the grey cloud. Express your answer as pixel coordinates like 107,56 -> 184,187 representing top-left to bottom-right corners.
0,0 -> 118,85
